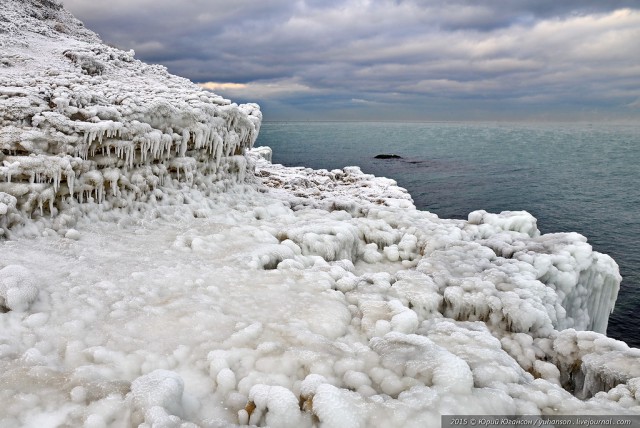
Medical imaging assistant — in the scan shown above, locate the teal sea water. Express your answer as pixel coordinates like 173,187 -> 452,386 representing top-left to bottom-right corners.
255,121 -> 640,348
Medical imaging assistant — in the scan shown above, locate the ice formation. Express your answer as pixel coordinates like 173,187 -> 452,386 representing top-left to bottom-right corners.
0,1 -> 639,427
0,264 -> 39,312
0,0 -> 261,238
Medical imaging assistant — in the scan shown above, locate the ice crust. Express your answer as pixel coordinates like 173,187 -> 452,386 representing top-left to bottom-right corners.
0,1 -> 638,427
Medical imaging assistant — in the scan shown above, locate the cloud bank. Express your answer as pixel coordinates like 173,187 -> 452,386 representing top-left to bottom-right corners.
64,0 -> 640,121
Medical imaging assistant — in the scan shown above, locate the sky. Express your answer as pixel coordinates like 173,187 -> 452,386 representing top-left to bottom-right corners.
63,0 -> 640,122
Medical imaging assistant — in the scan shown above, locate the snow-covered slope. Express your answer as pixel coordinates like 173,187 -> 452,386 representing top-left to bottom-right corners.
1,1 -> 638,427
0,0 -> 261,238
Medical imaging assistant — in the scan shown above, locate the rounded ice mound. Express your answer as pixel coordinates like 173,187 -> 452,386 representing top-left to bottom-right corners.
251,146 -> 272,162
312,384 -> 365,428
468,210 -> 540,237
240,384 -> 305,428
129,369 -> 185,425
0,264 -> 39,311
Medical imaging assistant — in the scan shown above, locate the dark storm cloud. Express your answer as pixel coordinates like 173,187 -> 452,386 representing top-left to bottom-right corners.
64,0 -> 640,121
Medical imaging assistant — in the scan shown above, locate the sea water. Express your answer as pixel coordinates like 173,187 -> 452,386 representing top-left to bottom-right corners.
255,121 -> 640,348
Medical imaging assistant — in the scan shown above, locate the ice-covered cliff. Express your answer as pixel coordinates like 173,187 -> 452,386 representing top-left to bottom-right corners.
0,0 -> 261,237
1,1 -> 639,427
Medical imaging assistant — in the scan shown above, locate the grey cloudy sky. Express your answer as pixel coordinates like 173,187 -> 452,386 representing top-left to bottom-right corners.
64,0 -> 640,121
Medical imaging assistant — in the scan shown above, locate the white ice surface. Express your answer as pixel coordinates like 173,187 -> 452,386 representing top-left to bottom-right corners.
0,1 -> 638,427
0,154 -> 637,427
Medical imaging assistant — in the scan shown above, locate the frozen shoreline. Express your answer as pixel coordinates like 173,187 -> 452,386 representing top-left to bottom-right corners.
2,150 -> 639,426
1,0 -> 639,426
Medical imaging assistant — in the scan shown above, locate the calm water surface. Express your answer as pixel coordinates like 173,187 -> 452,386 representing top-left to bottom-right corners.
255,121 -> 640,348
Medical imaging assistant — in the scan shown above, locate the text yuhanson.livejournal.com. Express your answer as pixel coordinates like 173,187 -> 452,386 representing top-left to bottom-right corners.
442,415 -> 640,428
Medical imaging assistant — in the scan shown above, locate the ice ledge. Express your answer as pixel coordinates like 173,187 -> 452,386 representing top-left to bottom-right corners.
248,150 -> 627,401
250,150 -> 621,336
0,0 -> 262,237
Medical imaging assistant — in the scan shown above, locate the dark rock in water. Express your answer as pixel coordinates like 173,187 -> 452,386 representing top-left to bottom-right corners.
374,154 -> 402,159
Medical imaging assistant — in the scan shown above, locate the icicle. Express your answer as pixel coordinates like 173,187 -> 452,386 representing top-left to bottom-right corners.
163,134 -> 172,157
215,138 -> 223,168
128,145 -> 134,168
151,136 -> 158,159
140,138 -> 147,163
67,171 -> 75,198
54,168 -> 61,193
180,129 -> 189,156
194,129 -> 200,149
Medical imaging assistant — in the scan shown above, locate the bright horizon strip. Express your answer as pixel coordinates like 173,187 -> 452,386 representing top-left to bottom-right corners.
199,82 -> 248,91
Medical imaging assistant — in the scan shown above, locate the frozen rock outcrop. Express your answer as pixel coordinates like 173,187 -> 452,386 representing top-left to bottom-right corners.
0,0 -> 262,236
552,329 -> 640,399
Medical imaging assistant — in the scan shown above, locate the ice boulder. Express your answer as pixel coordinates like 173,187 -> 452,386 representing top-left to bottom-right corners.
239,384 -> 306,428
311,384 -> 366,428
468,209 -> 540,237
129,369 -> 185,426
0,264 -> 39,311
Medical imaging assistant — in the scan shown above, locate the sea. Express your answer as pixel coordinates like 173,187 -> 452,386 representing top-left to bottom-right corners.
255,121 -> 640,348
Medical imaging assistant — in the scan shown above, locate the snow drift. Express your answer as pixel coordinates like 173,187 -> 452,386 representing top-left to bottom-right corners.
0,1 -> 638,427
